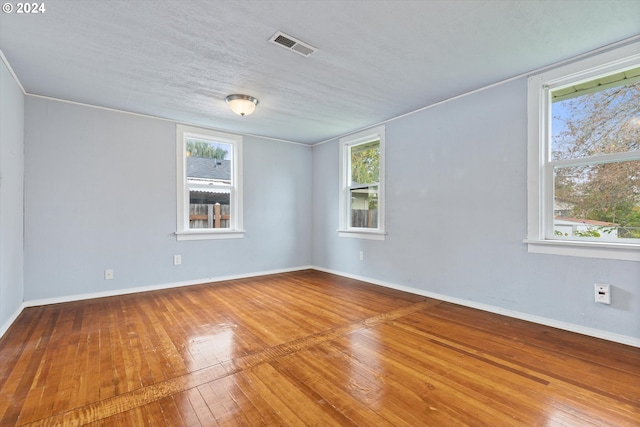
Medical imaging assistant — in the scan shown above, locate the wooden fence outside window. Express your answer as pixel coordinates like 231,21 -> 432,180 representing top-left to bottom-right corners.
189,203 -> 230,229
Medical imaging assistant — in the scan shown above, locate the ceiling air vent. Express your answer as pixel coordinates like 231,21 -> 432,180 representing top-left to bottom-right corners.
269,31 -> 317,57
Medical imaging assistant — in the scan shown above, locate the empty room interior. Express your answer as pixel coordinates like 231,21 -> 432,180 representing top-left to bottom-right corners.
1,1 -> 639,426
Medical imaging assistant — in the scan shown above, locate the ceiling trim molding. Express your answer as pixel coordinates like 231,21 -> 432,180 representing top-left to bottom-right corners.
6,32 -> 639,149
0,49 -> 26,95
312,34 -> 640,147
25,93 -> 309,147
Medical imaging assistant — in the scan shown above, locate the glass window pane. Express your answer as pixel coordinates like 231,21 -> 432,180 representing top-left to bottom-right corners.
186,139 -> 232,183
189,190 -> 231,229
551,78 -> 640,161
186,138 -> 233,229
553,160 -> 640,240
350,186 -> 378,228
350,140 -> 380,185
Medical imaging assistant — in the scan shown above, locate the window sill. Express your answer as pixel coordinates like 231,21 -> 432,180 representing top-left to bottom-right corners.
176,230 -> 245,241
338,229 -> 386,241
524,239 -> 640,261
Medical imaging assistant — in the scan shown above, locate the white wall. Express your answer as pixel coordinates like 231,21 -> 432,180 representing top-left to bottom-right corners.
23,97 -> 312,300
0,58 -> 24,332
6,53 -> 639,346
312,78 -> 640,342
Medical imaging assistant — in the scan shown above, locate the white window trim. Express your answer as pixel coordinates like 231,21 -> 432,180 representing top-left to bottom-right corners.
176,124 -> 244,241
526,42 -> 640,261
338,125 -> 386,240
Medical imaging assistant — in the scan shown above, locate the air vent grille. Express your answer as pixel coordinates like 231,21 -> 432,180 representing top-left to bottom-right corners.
274,35 -> 296,48
269,31 -> 317,57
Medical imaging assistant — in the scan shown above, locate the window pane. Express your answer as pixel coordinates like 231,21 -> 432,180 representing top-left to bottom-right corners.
350,186 -> 378,228
186,138 -> 233,229
551,76 -> 640,161
553,160 -> 640,240
186,139 -> 232,183
189,190 -> 231,229
350,140 -> 380,185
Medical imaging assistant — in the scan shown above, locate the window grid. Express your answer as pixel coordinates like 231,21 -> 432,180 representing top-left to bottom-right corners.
176,125 -> 243,241
339,126 -> 385,240
526,42 -> 640,260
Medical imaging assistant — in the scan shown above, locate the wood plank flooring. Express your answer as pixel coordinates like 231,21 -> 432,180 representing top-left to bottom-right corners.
0,270 -> 638,426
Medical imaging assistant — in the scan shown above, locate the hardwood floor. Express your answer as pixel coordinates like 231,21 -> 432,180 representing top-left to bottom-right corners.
0,270 -> 638,426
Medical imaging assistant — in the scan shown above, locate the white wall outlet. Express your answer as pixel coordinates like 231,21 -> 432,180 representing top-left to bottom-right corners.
104,269 -> 114,280
594,283 -> 611,304
173,255 -> 182,266
359,251 -> 364,261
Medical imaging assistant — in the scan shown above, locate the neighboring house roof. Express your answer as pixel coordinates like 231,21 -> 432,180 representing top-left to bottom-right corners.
555,217 -> 618,227
187,157 -> 230,181
554,200 -> 574,211
190,187 -> 230,194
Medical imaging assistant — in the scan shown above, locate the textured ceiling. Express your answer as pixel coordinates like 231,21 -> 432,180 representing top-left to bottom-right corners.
1,0 -> 639,144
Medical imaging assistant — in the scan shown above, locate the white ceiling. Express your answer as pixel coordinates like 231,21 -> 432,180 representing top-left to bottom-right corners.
1,1 -> 639,144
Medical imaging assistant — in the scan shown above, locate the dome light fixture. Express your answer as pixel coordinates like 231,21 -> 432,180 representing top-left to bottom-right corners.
225,94 -> 259,116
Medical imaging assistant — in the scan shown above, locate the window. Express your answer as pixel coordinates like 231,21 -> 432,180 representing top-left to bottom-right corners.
176,124 -> 243,240
339,125 -> 385,240
527,42 -> 640,260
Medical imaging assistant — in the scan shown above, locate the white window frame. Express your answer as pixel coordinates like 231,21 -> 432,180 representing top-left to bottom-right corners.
338,125 -> 386,240
176,124 -> 244,241
526,42 -> 640,261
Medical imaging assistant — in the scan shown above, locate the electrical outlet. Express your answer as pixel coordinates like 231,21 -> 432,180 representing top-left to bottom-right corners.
104,269 -> 114,280
594,283 -> 611,304
173,255 -> 181,266
359,251 -> 364,261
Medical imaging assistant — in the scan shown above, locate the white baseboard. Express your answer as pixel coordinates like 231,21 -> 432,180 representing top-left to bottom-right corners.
4,265 -> 638,349
25,265 -> 313,308
0,303 -> 26,339
312,266 -> 640,348
1,266 -> 311,340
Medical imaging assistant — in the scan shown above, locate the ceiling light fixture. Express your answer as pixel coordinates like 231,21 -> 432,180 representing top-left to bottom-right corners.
225,94 -> 259,116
